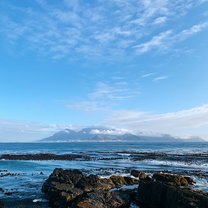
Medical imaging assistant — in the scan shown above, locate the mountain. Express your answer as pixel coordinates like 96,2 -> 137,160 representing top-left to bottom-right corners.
40,127 -> 204,142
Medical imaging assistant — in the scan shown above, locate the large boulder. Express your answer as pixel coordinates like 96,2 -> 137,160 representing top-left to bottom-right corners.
42,168 -> 138,208
137,173 -> 208,208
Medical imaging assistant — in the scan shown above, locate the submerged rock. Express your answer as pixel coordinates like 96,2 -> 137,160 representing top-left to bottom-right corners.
42,168 -> 138,208
137,173 -> 208,208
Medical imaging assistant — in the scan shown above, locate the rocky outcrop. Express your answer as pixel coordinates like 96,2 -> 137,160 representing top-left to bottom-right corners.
43,169 -> 208,208
137,172 -> 208,208
0,154 -> 90,161
42,168 -> 138,208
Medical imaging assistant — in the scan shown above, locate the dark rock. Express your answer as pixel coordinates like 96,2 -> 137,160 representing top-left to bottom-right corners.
153,172 -> 189,186
74,189 -> 136,208
124,177 -> 139,185
0,201 -> 4,208
0,172 -> 20,178
131,170 -> 147,180
0,153 -> 90,161
110,176 -> 126,187
42,168 -> 138,208
184,176 -> 195,185
0,188 -> 4,193
137,173 -> 208,208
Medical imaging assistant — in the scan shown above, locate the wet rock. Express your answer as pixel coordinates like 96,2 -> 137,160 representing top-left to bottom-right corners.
124,177 -> 139,185
184,176 -> 195,185
137,173 -> 208,208
153,172 -> 189,187
74,189 -> 135,208
0,172 -> 20,178
131,170 -> 147,180
110,176 -> 127,187
0,153 -> 90,161
42,168 -> 138,208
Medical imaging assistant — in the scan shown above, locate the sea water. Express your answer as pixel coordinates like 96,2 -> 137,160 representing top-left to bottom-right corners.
0,142 -> 207,206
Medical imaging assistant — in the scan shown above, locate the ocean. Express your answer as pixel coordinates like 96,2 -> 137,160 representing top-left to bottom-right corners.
0,142 -> 208,207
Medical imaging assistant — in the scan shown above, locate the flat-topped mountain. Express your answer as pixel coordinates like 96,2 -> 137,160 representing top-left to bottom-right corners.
40,127 -> 204,142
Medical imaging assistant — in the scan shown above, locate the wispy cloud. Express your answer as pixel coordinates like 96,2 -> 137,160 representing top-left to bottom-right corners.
0,0 -> 207,59
153,75 -> 168,81
134,21 -> 208,54
177,22 -> 208,40
134,30 -> 172,53
142,73 -> 155,78
153,16 -> 167,25
106,105 -> 208,139
68,81 -> 140,111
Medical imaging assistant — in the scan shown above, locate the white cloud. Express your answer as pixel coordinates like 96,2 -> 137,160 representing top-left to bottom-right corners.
153,16 -> 167,25
90,128 -> 131,135
142,73 -> 155,78
153,75 -> 168,81
177,22 -> 208,40
133,21 -> 208,54
134,30 -> 172,53
106,105 -> 208,139
0,0 -> 207,59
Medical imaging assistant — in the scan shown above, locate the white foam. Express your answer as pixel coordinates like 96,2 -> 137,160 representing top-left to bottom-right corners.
33,198 -> 48,203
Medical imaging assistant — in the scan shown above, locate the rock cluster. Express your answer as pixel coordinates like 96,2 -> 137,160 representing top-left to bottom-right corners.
137,172 -> 208,208
42,169 -> 208,208
42,168 -> 139,208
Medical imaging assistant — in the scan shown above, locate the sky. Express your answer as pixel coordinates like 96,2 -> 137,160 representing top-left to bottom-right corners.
0,0 -> 208,141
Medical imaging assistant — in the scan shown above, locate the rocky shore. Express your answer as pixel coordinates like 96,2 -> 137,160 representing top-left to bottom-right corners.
41,168 -> 208,208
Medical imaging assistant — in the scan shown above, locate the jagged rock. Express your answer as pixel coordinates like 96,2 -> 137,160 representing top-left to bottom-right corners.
124,177 -> 139,185
110,176 -> 127,187
137,173 -> 208,208
42,168 -> 138,208
73,189 -> 135,208
152,172 -> 189,187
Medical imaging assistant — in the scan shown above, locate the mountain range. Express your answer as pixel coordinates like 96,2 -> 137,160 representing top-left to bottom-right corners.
40,127 -> 204,142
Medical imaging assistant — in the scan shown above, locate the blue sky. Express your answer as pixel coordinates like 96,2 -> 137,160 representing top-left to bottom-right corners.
0,0 -> 208,141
